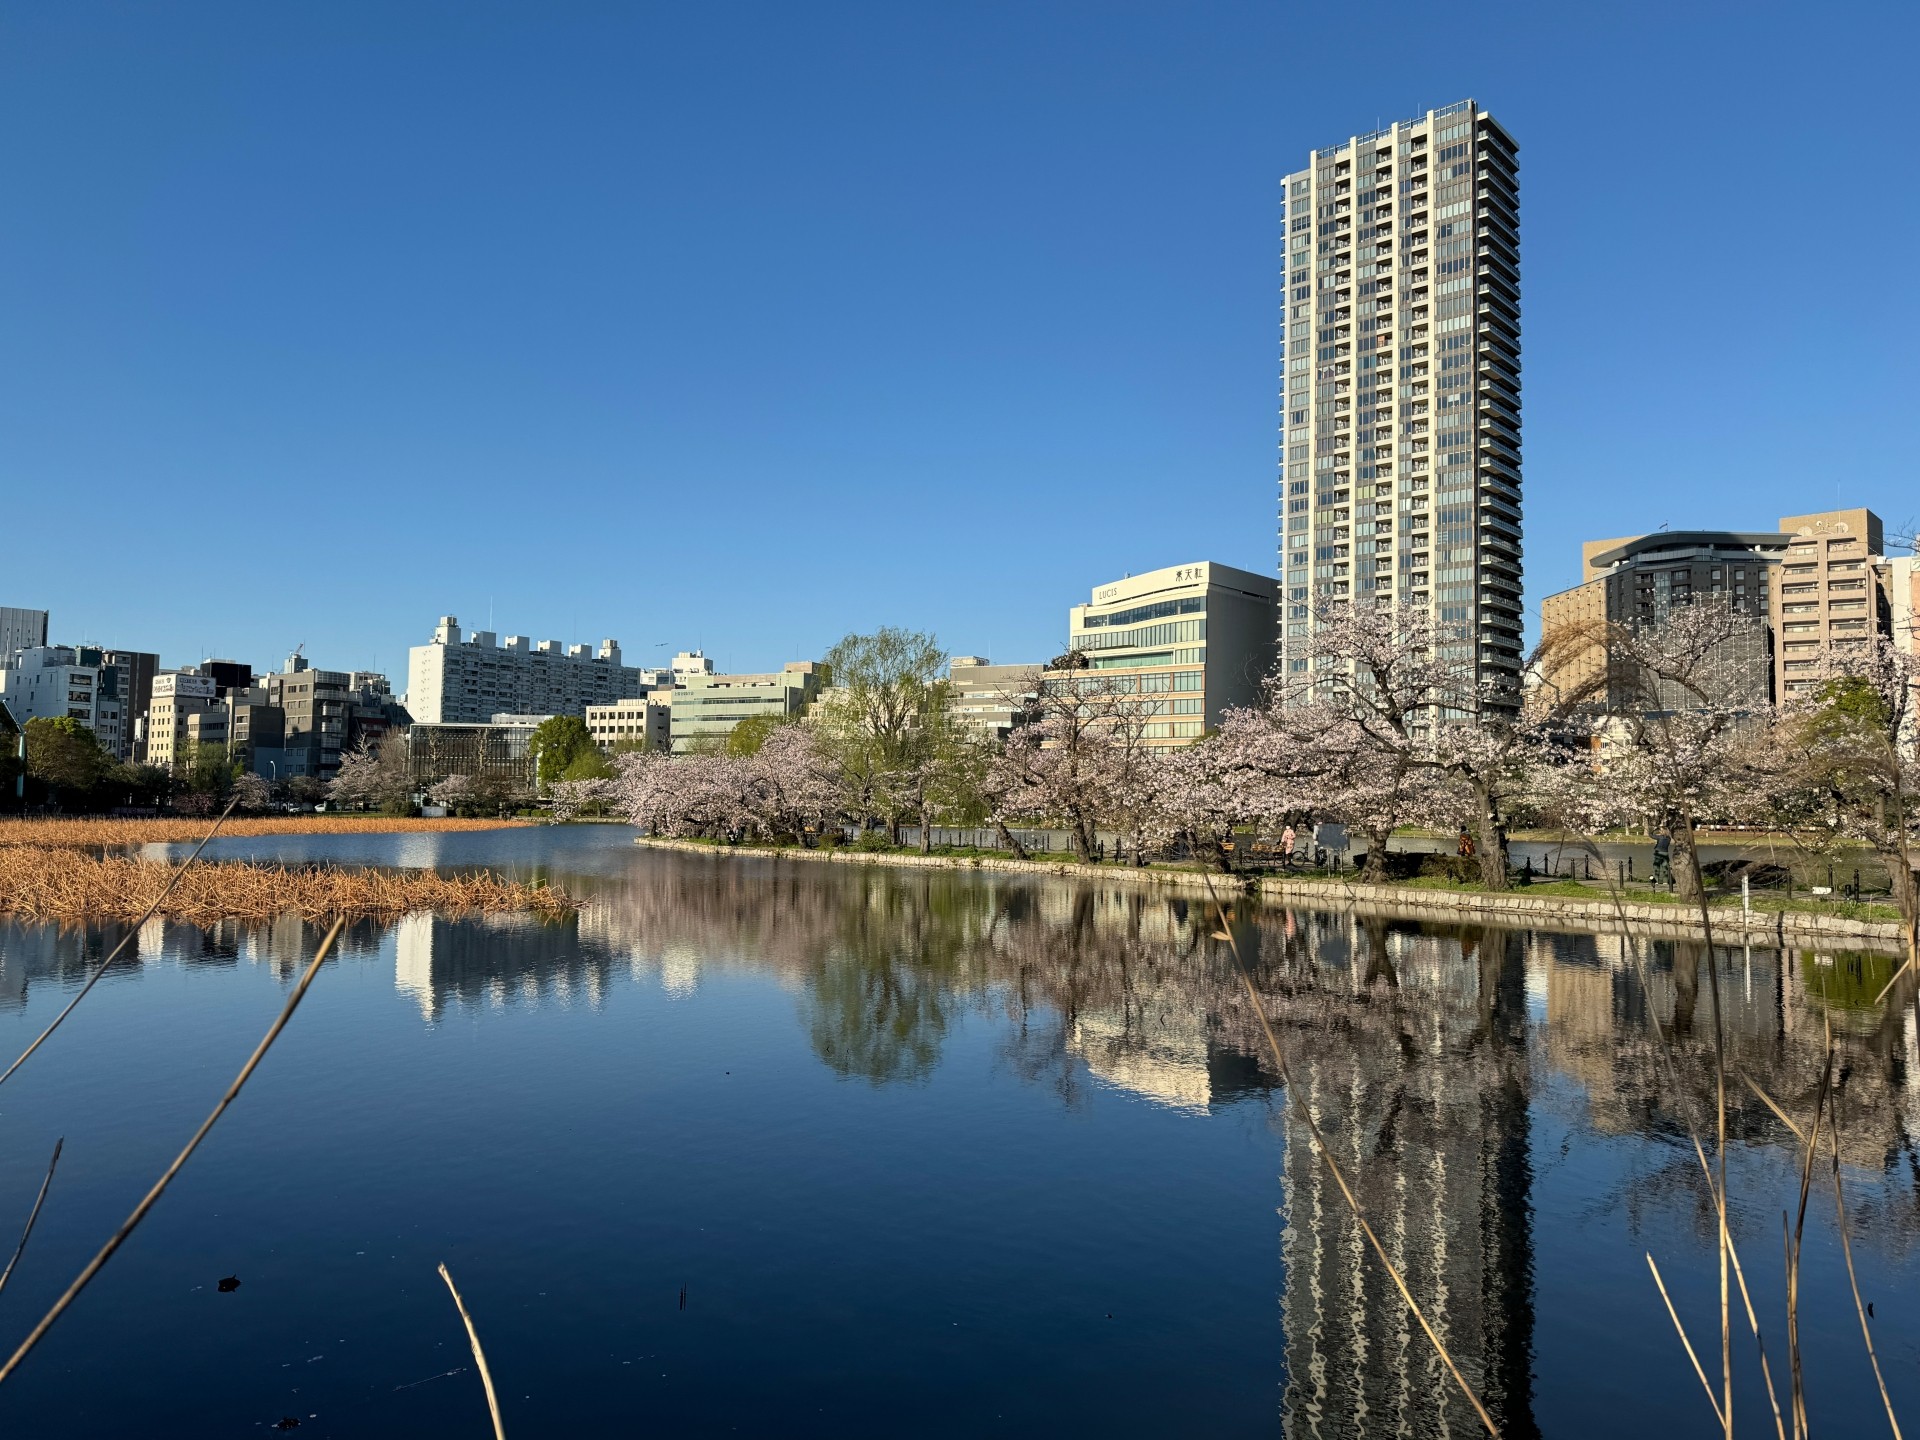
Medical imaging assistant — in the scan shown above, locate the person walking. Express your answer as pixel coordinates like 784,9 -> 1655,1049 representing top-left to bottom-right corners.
1281,824 -> 1297,870
1652,829 -> 1674,888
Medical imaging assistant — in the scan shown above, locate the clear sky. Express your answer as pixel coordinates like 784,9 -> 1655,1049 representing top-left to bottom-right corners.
3,1 -> 1914,687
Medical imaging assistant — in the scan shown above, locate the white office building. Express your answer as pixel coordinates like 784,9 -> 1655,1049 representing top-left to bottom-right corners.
0,646 -> 124,755
407,615 -> 646,724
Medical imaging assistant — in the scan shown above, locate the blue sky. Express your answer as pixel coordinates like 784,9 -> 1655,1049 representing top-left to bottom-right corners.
3,1 -> 1914,685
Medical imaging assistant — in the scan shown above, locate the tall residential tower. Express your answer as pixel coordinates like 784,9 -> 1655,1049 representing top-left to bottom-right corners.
1278,100 -> 1522,700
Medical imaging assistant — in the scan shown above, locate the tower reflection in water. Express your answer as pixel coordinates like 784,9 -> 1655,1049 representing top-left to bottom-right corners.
9,850 -> 1917,1436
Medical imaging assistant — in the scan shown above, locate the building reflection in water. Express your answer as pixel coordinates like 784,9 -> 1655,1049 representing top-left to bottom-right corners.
4,853 -> 1918,1435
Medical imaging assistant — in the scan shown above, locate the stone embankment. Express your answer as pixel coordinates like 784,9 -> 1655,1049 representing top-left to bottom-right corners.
632,837 -> 1908,950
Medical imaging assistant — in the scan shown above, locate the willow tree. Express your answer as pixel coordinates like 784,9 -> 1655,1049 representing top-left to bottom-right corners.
816,627 -> 951,842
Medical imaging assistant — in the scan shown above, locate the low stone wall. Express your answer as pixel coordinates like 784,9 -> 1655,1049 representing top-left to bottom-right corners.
630,838 -> 1908,951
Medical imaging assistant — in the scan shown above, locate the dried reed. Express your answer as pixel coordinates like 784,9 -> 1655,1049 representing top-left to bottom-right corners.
0,1139 -> 63,1299
0,796 -> 242,1092
0,918 -> 345,1387
0,815 -> 529,851
438,1263 -> 507,1439
0,847 -> 574,924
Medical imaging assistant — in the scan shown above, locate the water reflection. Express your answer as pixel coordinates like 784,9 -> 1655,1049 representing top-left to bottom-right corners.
4,846 -> 1919,1435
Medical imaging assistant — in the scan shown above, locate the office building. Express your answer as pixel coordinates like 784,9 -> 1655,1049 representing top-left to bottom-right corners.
670,662 -> 823,754
0,607 -> 49,662
0,647 -> 123,754
947,657 -> 1041,741
1278,100 -> 1523,700
407,615 -> 642,724
264,654 -> 409,780
228,689 -> 287,778
1538,530 -> 1783,709
406,716 -> 543,788
142,671 -> 220,773
587,697 -> 672,754
1058,562 -> 1279,747
98,649 -> 159,760
1537,507 -> 1889,709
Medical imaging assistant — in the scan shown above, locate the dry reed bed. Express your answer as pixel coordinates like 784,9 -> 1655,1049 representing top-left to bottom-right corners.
0,846 -> 574,924
0,816 -> 530,850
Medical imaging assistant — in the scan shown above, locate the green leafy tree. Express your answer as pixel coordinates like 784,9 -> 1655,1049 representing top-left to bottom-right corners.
560,746 -> 615,782
111,762 -> 173,807
724,713 -> 788,758
527,715 -> 599,788
186,742 -> 235,798
24,717 -> 110,805
816,628 -> 950,842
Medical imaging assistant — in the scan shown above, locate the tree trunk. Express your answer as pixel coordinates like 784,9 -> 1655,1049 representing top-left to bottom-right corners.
1474,782 -> 1510,891
1361,824 -> 1393,883
1070,815 -> 1096,863
995,820 -> 1029,861
1210,834 -> 1235,875
919,806 -> 932,855
1673,815 -> 1704,904
1881,842 -> 1918,954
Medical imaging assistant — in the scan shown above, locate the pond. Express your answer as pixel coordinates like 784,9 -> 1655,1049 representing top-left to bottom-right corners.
0,826 -> 1914,1436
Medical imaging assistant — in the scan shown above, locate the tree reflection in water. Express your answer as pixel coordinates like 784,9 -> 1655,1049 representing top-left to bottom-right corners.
9,850 -> 1920,1437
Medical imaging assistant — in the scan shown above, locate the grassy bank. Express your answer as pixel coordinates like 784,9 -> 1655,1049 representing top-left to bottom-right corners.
0,845 -> 574,924
0,815 -> 532,850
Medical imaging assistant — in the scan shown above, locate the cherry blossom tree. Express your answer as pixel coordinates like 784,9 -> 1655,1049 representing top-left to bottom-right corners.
230,771 -> 271,812
985,670 -> 1157,862
736,724 -> 840,845
327,741 -> 383,811
1261,603 -> 1472,882
1770,636 -> 1920,947
428,773 -> 475,814
1580,595 -> 1772,903
547,777 -> 612,824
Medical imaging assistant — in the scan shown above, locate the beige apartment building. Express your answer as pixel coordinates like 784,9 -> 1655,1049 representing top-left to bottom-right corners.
1891,555 -> 1919,655
142,671 -> 219,773
1771,509 -> 1884,698
587,696 -> 672,754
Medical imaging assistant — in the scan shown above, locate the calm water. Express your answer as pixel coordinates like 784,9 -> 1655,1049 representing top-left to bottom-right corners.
0,827 -> 1916,1436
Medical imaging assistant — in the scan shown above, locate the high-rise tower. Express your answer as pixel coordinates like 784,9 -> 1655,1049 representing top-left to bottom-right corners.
1277,100 -> 1522,701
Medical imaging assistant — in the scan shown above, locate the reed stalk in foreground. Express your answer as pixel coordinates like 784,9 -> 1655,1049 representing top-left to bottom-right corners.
1558,831 -> 1788,1438
1824,1057 -> 1903,1439
0,1140 -> 63,1299
0,796 -> 240,1092
1199,873 -> 1500,1437
438,1263 -> 507,1440
0,917 -> 345,1387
